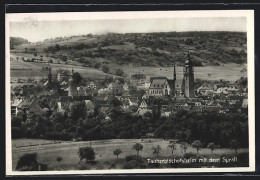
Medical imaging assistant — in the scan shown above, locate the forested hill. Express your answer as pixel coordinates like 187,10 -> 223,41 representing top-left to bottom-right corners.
11,31 -> 247,66
10,37 -> 29,49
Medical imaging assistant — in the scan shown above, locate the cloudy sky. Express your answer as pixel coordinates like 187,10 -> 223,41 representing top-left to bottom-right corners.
9,17 -> 247,42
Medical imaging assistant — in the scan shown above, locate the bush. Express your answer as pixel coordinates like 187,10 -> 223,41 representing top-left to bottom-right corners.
102,66 -> 110,73
78,146 -> 96,163
147,162 -> 160,168
123,155 -> 146,169
183,152 -> 197,159
110,163 -> 116,169
16,153 -> 48,171
115,69 -> 124,76
12,127 -> 24,139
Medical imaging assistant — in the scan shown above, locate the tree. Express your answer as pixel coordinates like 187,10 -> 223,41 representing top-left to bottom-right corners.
180,142 -> 188,154
94,62 -> 101,69
168,142 -> 176,155
115,69 -> 124,76
56,156 -> 63,170
113,148 -> 122,159
143,111 -> 152,118
207,142 -> 216,154
72,72 -> 83,85
102,66 -> 110,73
229,139 -> 239,154
38,97 -> 50,109
16,153 -> 38,171
24,110 -> 46,138
69,101 -> 87,121
55,44 -> 61,51
152,98 -> 162,119
132,143 -> 143,155
108,96 -> 122,107
152,145 -> 161,157
192,140 -> 202,154
11,115 -> 23,127
123,155 -> 146,169
78,146 -> 95,163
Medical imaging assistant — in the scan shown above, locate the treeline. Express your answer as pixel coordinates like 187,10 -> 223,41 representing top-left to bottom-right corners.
12,99 -> 248,148
10,37 -> 29,49
38,30 -> 247,67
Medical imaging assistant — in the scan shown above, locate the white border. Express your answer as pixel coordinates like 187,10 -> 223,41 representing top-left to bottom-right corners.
5,10 -> 255,175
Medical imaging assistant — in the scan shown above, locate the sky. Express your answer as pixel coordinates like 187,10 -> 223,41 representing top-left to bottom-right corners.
9,17 -> 247,42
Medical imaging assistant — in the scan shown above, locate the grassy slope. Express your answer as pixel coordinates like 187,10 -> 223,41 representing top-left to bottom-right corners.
10,32 -> 247,81
12,138 -> 248,170
11,32 -> 247,66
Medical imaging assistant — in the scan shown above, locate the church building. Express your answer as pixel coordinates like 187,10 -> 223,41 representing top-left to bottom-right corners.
148,52 -> 195,98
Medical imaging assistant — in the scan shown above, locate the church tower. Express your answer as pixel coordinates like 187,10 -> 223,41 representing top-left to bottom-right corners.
183,52 -> 195,98
172,64 -> 176,97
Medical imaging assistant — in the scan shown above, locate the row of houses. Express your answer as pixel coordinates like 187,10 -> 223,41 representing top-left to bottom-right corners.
11,88 -> 248,122
136,96 -> 248,117
11,96 -> 95,116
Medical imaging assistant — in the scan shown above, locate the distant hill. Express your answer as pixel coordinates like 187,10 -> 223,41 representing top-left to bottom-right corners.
10,37 -> 29,49
11,31 -> 247,66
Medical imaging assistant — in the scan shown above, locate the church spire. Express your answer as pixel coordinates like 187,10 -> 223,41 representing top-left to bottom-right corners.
173,65 -> 176,81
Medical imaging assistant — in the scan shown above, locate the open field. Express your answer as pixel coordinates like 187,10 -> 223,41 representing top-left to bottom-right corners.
12,138 -> 248,170
109,63 -> 247,82
10,52 -> 247,82
10,53 -> 109,80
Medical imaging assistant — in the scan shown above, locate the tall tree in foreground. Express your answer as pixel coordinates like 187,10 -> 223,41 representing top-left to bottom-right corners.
132,143 -> 143,155
192,140 -> 202,154
152,145 -> 161,157
180,142 -> 188,154
78,146 -> 95,163
229,139 -> 240,154
113,148 -> 122,159
16,153 -> 38,171
207,143 -> 216,154
56,156 -> 63,170
16,153 -> 48,171
168,142 -> 176,155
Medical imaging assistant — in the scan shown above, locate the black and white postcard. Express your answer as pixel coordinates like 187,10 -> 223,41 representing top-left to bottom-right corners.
5,10 -> 255,175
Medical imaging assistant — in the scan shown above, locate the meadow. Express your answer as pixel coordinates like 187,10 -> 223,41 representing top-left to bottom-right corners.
108,63 -> 247,82
10,53 -> 109,80
12,138 -> 248,170
10,52 -> 246,82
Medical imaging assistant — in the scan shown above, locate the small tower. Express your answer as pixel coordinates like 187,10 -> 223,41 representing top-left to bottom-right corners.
68,68 -> 77,96
183,52 -> 195,98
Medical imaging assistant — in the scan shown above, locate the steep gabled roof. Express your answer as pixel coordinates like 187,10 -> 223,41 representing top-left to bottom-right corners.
150,77 -> 168,83
84,100 -> 94,105
17,99 -> 39,109
139,99 -> 153,107
150,78 -> 168,88
129,97 -> 139,104
11,98 -> 23,107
